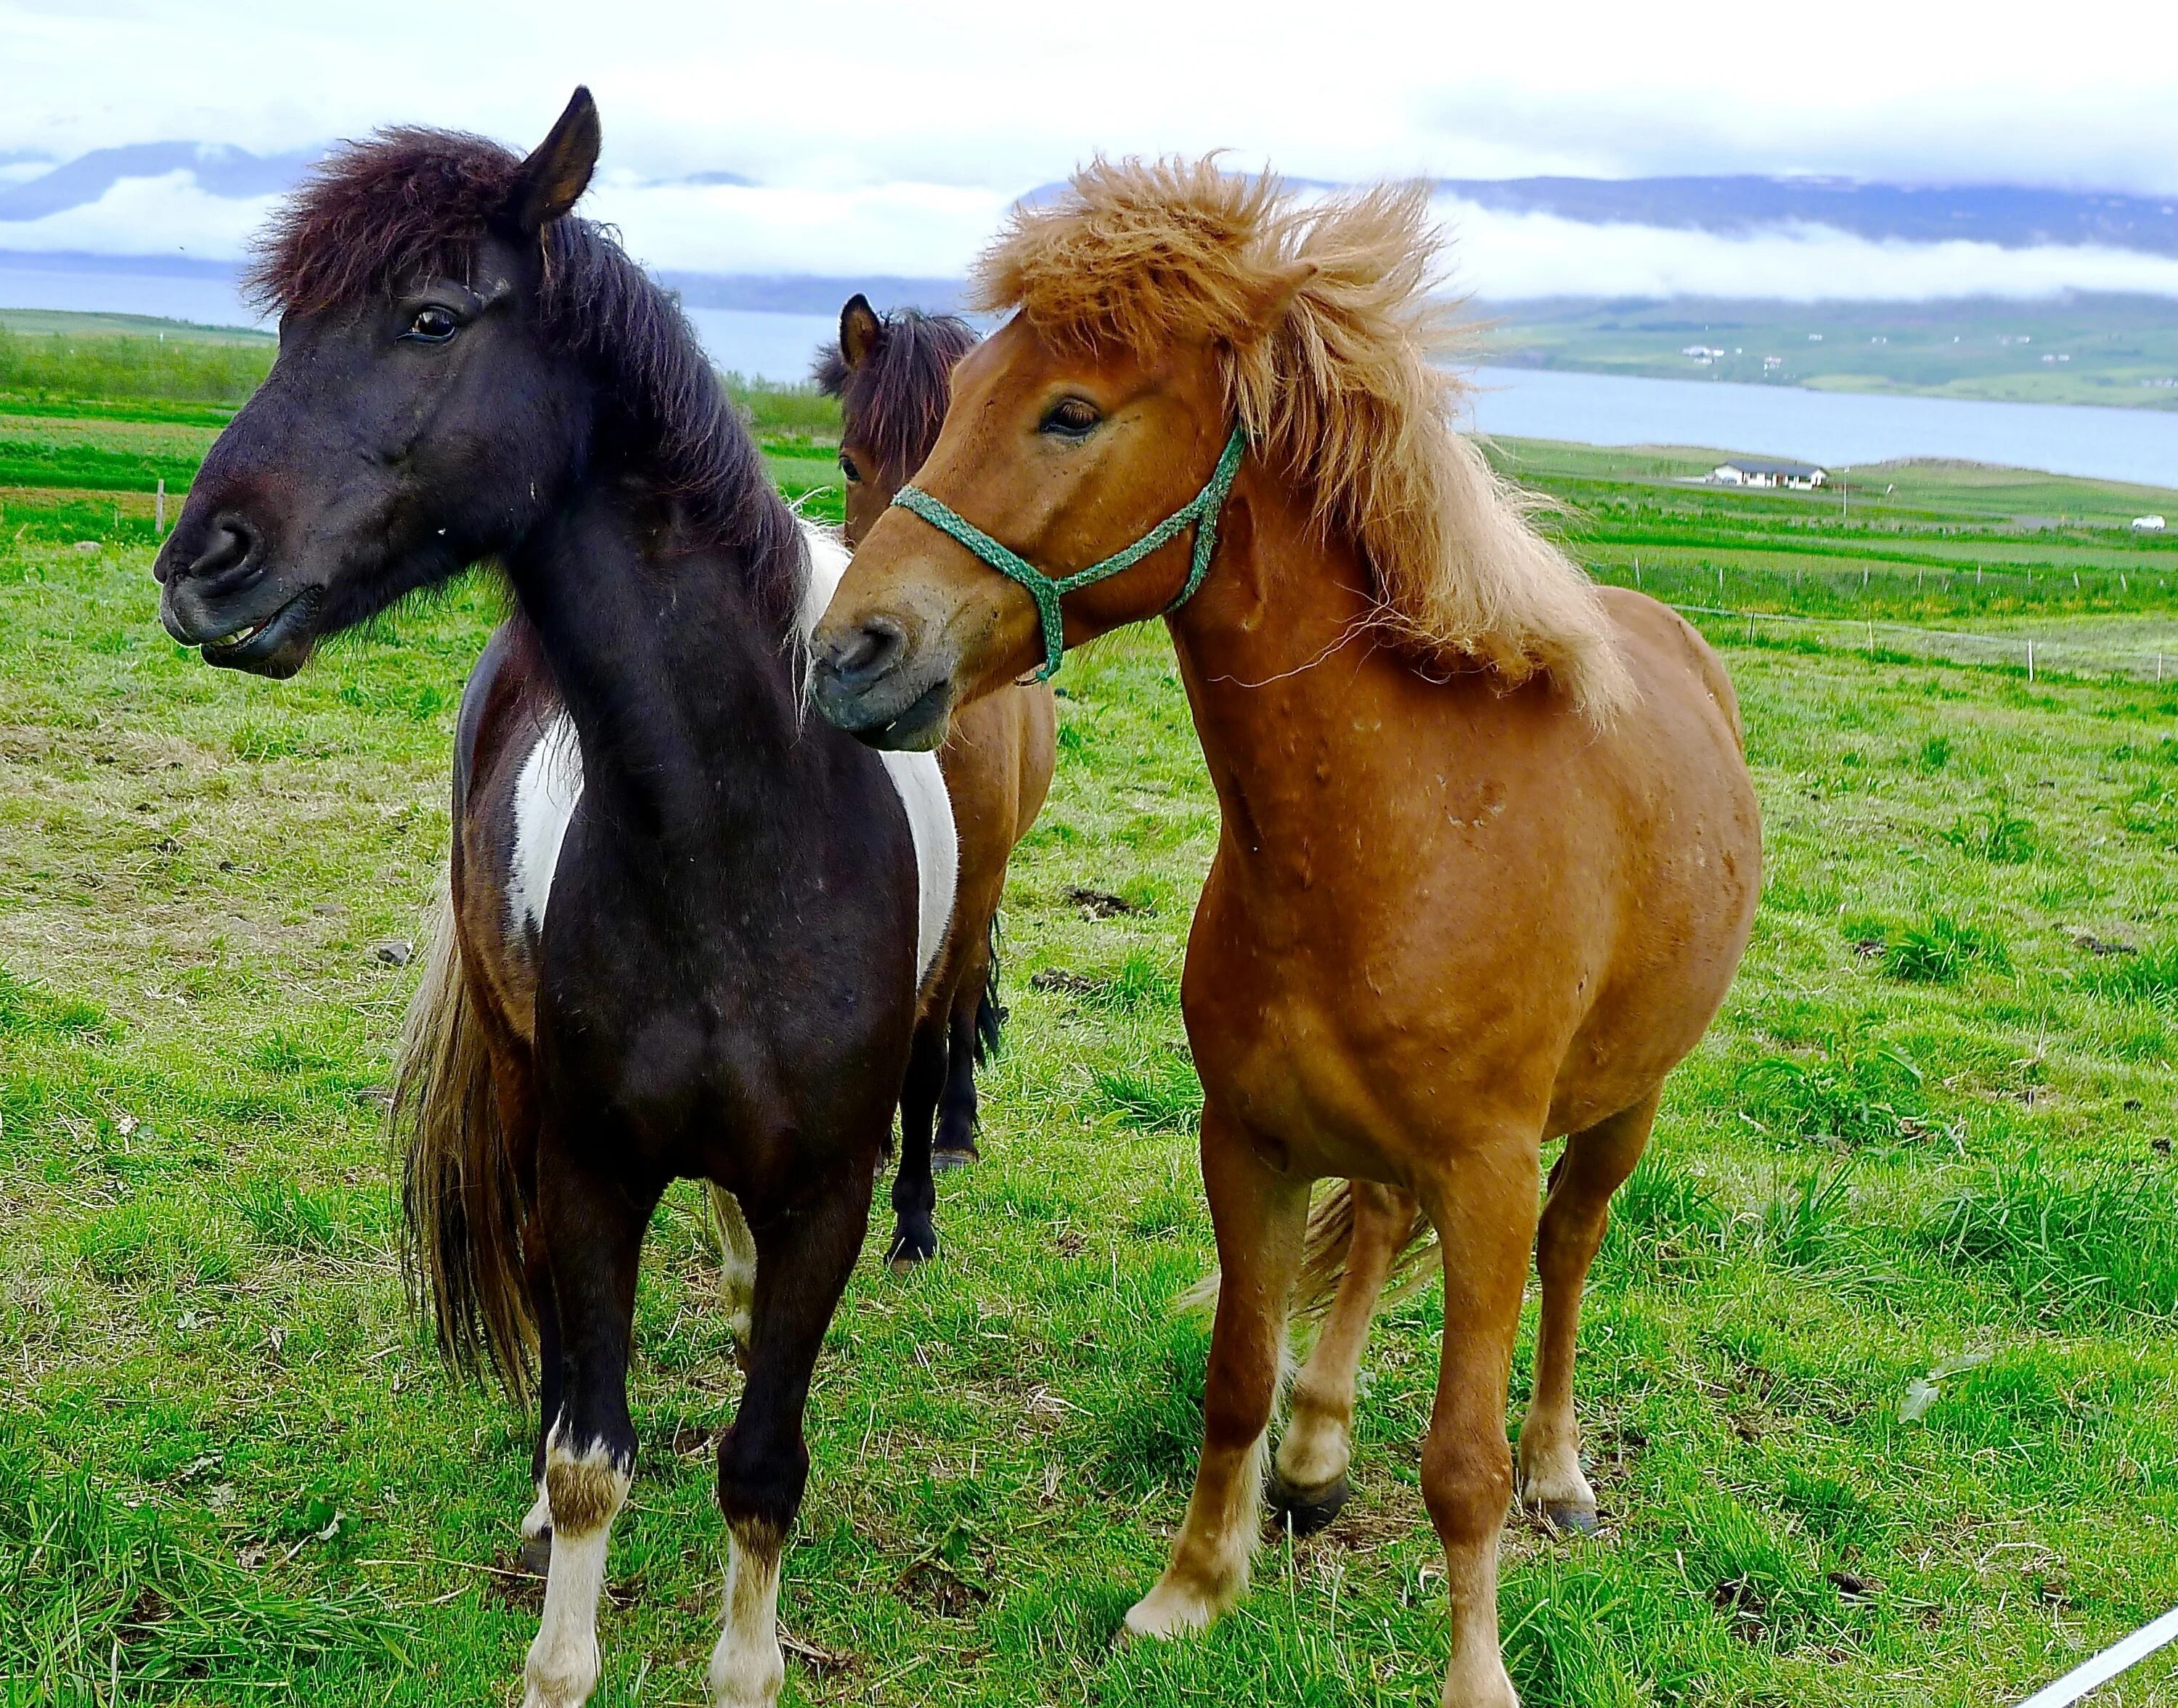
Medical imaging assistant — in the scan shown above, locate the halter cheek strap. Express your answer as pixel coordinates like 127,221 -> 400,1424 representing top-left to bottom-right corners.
889,423 -> 1248,682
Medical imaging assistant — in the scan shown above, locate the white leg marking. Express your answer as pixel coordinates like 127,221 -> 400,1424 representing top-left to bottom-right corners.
521,1476 -> 552,1542
521,1434 -> 629,1708
510,714 -> 583,936
706,1525 -> 786,1708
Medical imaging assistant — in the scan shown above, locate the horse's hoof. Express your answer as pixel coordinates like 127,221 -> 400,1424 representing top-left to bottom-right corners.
1267,1474 -> 1350,1537
931,1147 -> 978,1174
518,1529 -> 553,1577
1543,1500 -> 1600,1537
886,1233 -> 938,1272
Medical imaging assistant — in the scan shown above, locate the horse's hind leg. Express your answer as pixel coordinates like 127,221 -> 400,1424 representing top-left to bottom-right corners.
1125,1104 -> 1310,1640
931,1000 -> 983,1169
521,1140 -> 665,1708
1516,1092 -> 1655,1536
1271,1180 -> 1416,1533
520,1224 -> 563,1576
710,1157 -> 873,1708
886,1021 -> 946,1269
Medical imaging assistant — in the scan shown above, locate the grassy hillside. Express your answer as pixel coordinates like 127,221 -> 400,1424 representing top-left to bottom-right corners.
1480,295 -> 2178,411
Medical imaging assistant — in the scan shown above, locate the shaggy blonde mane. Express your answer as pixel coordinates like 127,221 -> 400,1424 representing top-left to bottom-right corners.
973,158 -> 1633,719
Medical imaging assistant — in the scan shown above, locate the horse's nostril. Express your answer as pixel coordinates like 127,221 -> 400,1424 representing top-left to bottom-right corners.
187,519 -> 260,595
832,616 -> 907,685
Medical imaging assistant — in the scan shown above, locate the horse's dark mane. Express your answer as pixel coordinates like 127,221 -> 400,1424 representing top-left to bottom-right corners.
814,308 -> 979,488
245,127 -> 802,618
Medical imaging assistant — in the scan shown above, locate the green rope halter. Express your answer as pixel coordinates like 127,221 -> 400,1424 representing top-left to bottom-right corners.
890,424 -> 1248,682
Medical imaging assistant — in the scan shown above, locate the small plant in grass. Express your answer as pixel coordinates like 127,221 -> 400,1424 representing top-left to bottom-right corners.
2088,941 -> 2178,1011
1761,1164 -> 1864,1271
1846,914 -> 2008,984
1089,1053 -> 1202,1135
1943,795 -> 2035,863
1736,1034 -> 1925,1145
1917,734 -> 1953,772
1921,1153 -> 2178,1323
1597,1153 -> 1726,1278
235,1174 -> 340,1251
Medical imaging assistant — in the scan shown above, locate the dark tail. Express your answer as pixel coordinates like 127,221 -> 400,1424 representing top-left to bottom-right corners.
971,915 -> 1006,1066
1175,1182 -> 1437,1318
393,880 -> 537,1400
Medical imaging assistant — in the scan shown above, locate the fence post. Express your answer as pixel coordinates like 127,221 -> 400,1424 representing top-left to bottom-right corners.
155,480 -> 166,534
2028,640 -> 2035,682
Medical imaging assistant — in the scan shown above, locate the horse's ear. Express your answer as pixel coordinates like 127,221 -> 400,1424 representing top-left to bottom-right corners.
513,87 -> 601,234
839,293 -> 883,371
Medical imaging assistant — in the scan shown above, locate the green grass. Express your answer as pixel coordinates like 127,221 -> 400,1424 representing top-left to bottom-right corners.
4,342 -> 2178,1706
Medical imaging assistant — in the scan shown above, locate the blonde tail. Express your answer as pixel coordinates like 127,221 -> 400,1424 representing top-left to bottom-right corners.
1175,1181 -> 1437,1319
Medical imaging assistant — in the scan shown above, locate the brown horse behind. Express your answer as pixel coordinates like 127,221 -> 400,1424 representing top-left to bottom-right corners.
816,295 -> 1059,1198
809,160 -> 1761,1707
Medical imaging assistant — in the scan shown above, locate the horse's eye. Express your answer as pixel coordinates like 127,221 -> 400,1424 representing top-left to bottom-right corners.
838,451 -> 862,485
1040,398 -> 1101,438
407,306 -> 460,344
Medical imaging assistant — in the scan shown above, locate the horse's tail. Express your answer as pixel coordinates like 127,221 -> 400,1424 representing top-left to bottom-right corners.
393,878 -> 536,1400
1175,1182 -> 1438,1320
972,915 -> 1006,1066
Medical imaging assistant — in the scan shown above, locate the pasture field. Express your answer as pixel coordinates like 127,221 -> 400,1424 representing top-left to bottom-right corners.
1480,295 -> 2178,412
4,371 -> 2178,1705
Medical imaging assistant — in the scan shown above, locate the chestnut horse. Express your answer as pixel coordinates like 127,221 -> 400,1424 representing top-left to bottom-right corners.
810,160 -> 1761,1707
815,293 -> 1058,1208
156,91 -> 947,1708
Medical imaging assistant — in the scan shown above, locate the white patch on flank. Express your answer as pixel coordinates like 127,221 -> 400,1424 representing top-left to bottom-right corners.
523,1435 -> 629,1708
706,1527 -> 786,1708
796,518 -> 958,990
878,746 -> 957,989
510,714 -> 582,936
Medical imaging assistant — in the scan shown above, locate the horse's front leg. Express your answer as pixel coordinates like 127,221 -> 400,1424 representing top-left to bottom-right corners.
520,1134 -> 664,1708
1125,1103 -> 1310,1638
709,1153 -> 876,1707
1419,1135 -> 1540,1708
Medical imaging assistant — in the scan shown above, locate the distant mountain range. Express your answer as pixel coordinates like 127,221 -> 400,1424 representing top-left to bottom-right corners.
4,142 -> 2175,257
1431,176 -> 2178,256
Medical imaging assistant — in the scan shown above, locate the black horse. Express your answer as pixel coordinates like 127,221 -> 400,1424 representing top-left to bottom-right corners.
155,91 -> 941,1708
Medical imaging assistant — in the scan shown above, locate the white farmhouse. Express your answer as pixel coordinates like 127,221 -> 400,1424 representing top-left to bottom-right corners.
1712,458 -> 1829,491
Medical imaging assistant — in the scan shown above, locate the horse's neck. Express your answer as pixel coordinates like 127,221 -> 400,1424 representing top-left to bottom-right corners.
506,484 -> 803,838
1165,469 -> 1416,849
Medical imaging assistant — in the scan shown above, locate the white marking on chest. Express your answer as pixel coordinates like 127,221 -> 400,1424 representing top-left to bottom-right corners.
503,520 -> 958,988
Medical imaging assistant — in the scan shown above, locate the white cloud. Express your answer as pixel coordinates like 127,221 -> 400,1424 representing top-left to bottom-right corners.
1436,202 -> 2178,302
0,171 -> 279,258
0,0 -> 2173,197
591,176 -> 1011,278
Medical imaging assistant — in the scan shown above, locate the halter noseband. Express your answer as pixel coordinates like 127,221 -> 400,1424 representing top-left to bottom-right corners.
889,424 -> 1248,682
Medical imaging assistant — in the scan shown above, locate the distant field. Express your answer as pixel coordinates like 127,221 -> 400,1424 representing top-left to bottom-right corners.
1481,293 -> 2178,412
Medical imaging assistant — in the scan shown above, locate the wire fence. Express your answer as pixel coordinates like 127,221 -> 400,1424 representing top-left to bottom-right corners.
1669,602 -> 2178,684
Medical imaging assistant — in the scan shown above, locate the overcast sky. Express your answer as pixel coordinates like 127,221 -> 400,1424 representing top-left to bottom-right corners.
4,0 -> 2176,297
